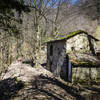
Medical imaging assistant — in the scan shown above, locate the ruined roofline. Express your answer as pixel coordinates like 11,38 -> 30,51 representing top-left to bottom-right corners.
45,30 -> 100,43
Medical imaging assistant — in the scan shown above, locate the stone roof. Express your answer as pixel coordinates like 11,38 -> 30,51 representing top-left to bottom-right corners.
46,30 -> 99,43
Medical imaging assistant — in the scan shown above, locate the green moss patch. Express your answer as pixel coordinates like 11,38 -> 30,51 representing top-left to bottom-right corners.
73,78 -> 98,86
70,59 -> 100,67
96,25 -> 100,34
73,79 -> 89,85
45,30 -> 85,43
60,30 -> 85,40
44,30 -> 99,43
96,77 -> 100,82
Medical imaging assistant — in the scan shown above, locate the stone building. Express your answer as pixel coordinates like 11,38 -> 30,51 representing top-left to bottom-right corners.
46,30 -> 100,82
47,39 -> 72,82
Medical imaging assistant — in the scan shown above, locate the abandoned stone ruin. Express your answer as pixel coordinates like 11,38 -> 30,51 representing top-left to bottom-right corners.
46,30 -> 100,83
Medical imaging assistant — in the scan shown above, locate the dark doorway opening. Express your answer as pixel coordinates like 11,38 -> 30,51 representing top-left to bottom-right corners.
50,45 -> 53,56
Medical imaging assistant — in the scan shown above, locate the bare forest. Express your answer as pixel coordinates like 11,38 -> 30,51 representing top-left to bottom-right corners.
0,0 -> 100,100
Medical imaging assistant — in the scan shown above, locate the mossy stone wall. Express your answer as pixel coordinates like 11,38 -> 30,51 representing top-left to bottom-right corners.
72,67 -> 100,83
67,34 -> 90,53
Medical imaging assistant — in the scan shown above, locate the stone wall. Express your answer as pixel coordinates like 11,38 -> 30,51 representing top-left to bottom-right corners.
47,40 -> 68,80
72,67 -> 100,82
66,33 -> 100,83
47,33 -> 100,82
67,33 -> 98,54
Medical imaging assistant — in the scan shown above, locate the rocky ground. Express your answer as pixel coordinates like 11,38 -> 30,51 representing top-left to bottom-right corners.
0,61 -> 100,100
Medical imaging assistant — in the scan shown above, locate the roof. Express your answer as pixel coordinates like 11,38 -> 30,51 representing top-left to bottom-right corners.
69,53 -> 100,67
45,30 -> 99,43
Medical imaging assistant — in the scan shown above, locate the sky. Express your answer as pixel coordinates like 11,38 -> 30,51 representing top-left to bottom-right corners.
48,0 -> 80,7
24,0 -> 80,8
70,0 -> 79,4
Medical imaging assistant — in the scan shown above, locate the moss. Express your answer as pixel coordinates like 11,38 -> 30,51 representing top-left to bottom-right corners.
16,55 -> 20,60
78,80 -> 88,85
34,65 -> 37,68
73,77 -> 85,85
73,79 -> 88,85
73,78 -> 96,85
16,77 -> 21,83
96,77 -> 100,82
60,30 -> 85,40
70,58 -> 100,67
96,25 -> 100,34
45,30 -> 85,43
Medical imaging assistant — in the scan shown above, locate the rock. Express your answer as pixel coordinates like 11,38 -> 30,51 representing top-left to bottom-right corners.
1,61 -> 53,82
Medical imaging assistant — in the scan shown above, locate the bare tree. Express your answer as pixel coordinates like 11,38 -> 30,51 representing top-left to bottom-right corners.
21,0 -> 62,67
0,0 -> 30,78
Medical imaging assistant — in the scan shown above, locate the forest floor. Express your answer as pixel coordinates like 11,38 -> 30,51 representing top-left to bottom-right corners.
0,62 -> 100,100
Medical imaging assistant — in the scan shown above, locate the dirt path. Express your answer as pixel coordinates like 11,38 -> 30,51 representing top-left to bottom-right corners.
0,62 -> 100,100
